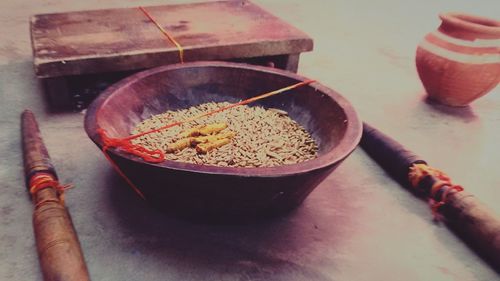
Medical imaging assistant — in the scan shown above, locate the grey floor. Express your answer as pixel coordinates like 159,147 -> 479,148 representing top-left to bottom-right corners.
1,0 -> 500,280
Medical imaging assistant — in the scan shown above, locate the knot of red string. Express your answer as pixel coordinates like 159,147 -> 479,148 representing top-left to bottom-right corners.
428,171 -> 464,218
29,173 -> 73,206
409,163 -> 464,219
98,128 -> 165,163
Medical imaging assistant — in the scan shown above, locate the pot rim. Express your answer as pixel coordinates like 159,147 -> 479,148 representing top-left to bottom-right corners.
439,12 -> 500,38
84,61 -> 363,177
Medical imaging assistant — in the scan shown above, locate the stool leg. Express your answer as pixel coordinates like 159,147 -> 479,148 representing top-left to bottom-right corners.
44,77 -> 71,110
282,54 -> 300,73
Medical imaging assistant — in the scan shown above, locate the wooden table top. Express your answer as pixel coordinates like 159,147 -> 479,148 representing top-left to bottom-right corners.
30,0 -> 313,78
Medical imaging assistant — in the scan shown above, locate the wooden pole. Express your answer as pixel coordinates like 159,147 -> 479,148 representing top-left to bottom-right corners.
361,122 -> 500,271
22,110 -> 91,281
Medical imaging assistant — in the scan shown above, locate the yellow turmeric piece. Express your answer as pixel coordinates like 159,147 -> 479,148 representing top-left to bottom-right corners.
196,138 -> 232,154
179,123 -> 228,138
191,131 -> 235,145
178,125 -> 203,138
198,123 -> 228,135
166,126 -> 235,154
193,130 -> 235,154
165,138 -> 192,153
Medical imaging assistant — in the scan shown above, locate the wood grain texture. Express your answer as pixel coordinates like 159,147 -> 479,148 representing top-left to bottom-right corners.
443,190 -> 500,270
31,0 -> 313,78
33,189 -> 91,281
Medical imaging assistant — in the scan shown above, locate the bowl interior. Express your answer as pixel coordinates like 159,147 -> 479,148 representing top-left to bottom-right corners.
86,62 -> 360,174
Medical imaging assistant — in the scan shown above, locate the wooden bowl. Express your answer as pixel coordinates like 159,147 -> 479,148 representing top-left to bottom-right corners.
84,61 -> 361,221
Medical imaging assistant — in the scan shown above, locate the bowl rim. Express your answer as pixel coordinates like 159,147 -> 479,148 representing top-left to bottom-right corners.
84,61 -> 362,177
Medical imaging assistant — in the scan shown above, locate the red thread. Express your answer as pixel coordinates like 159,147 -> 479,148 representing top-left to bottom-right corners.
96,80 -> 315,199
29,173 -> 73,205
99,143 -> 146,200
430,183 -> 464,219
139,6 -> 184,63
99,130 -> 164,163
409,163 -> 464,220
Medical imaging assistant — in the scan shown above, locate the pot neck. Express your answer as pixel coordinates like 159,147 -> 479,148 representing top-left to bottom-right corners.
438,13 -> 500,40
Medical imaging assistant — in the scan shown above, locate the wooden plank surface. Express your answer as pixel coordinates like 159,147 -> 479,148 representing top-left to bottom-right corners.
30,0 -> 313,78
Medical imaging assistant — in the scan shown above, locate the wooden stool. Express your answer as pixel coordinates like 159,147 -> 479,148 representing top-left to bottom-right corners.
30,1 -> 313,110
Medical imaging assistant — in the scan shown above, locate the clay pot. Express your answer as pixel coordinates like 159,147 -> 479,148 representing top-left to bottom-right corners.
416,12 -> 500,106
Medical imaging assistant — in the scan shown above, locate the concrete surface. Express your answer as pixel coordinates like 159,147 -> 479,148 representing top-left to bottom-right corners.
1,0 -> 500,280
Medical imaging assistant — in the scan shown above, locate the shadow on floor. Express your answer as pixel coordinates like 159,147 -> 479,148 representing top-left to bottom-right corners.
422,96 -> 478,122
101,170 -> 351,280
